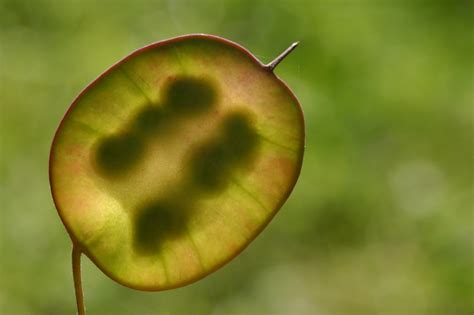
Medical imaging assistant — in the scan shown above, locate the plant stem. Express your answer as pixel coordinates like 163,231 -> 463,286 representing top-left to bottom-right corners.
266,41 -> 299,71
72,244 -> 86,315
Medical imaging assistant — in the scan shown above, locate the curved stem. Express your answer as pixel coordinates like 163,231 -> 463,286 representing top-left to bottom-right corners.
72,244 -> 86,315
266,41 -> 299,71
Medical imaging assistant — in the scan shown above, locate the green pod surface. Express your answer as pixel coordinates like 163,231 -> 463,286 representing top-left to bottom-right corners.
50,34 -> 304,291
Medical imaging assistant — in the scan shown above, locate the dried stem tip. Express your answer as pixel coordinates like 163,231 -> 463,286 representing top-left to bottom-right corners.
266,41 -> 299,71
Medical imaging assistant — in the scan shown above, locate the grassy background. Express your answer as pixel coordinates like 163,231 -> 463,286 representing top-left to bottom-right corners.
1,0 -> 472,314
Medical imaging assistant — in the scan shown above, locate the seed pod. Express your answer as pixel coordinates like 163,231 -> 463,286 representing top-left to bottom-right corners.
49,34 -> 304,294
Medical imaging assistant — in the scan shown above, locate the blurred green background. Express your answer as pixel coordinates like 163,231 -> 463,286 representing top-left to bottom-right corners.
1,0 -> 473,314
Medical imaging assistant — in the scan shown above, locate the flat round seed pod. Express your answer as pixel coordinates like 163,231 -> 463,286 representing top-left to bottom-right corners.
50,34 -> 304,291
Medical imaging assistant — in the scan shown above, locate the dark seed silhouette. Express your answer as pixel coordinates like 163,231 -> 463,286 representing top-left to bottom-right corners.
93,75 -> 219,179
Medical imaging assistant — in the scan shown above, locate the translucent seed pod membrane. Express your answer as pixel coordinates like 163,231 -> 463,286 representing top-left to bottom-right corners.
49,34 -> 304,291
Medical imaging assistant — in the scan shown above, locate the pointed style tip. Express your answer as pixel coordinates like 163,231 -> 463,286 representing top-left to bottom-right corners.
267,41 -> 300,72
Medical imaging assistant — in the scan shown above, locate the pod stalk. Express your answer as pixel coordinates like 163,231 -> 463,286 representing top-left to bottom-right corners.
266,41 -> 299,71
72,244 -> 86,315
